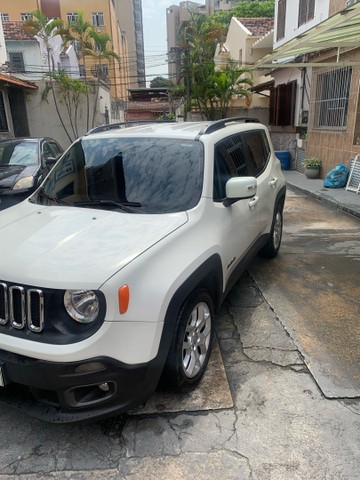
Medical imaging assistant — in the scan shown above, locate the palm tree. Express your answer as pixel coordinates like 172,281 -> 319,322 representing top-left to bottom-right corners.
23,11 -> 74,142
87,31 -> 121,128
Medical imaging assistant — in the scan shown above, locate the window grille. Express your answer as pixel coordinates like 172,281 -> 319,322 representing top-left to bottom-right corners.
0,13 -> 9,21
92,12 -> 104,26
67,12 -> 78,23
313,67 -> 352,130
0,92 -> 8,132
9,52 -> 25,72
277,0 -> 286,41
20,12 -> 32,20
298,0 -> 315,27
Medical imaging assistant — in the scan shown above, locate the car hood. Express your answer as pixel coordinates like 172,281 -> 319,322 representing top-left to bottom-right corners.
0,165 -> 37,189
0,202 -> 188,289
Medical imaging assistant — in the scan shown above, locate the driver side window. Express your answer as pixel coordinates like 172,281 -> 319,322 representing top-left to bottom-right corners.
213,134 -> 249,201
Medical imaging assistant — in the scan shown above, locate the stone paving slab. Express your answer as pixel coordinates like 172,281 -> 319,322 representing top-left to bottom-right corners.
130,336 -> 233,415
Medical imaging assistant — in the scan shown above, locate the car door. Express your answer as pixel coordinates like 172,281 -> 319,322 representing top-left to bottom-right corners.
212,133 -> 260,287
241,129 -> 278,234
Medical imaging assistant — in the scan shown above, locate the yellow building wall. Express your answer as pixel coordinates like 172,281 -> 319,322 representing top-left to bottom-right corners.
0,0 -> 130,100
0,1 -> 39,20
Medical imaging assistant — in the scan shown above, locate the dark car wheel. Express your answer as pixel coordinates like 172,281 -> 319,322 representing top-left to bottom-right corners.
259,201 -> 284,258
163,289 -> 214,392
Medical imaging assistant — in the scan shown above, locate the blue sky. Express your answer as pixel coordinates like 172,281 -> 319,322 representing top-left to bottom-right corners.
142,0 -> 205,83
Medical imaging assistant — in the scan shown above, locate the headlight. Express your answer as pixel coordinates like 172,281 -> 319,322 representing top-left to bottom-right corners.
64,290 -> 100,323
13,176 -> 35,190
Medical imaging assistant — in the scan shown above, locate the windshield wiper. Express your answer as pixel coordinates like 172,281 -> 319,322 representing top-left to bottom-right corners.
74,199 -> 142,213
37,189 -> 70,206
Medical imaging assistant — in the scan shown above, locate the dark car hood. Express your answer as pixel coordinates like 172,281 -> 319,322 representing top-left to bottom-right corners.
0,165 -> 38,189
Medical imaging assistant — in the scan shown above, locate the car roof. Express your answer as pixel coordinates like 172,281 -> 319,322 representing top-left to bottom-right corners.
84,117 -> 265,141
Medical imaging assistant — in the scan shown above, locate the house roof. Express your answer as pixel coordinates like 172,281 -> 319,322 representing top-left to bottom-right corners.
236,17 -> 274,37
256,3 -> 360,67
2,21 -> 36,41
0,73 -> 37,90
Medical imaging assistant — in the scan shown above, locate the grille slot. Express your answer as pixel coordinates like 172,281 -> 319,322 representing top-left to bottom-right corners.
0,283 -> 44,333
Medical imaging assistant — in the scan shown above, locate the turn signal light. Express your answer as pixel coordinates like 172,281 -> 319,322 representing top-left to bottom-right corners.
118,285 -> 130,314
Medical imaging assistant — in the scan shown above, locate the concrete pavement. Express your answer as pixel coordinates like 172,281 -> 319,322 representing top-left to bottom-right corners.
284,170 -> 360,218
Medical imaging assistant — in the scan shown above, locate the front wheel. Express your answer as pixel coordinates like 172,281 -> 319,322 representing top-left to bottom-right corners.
259,202 -> 283,258
163,289 -> 214,393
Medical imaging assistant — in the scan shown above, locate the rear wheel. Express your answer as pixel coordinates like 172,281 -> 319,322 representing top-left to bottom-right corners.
259,202 -> 283,258
163,289 -> 214,392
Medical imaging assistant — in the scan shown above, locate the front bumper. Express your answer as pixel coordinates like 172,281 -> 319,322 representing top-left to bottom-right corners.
0,348 -> 163,423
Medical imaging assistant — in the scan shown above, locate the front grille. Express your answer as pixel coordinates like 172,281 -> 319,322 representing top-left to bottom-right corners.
0,283 -> 44,333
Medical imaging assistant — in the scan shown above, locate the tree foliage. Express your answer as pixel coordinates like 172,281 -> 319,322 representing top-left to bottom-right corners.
23,9 -> 121,140
176,12 -> 253,120
150,76 -> 174,88
213,0 -> 275,28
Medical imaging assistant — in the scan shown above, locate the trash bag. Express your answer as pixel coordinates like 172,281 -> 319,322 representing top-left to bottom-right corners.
323,164 -> 349,188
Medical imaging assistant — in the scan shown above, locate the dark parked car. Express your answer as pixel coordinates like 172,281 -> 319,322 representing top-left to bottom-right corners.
0,137 -> 63,210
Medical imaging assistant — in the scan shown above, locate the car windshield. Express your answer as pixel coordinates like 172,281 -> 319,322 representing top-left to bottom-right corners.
36,137 -> 204,214
0,141 -> 39,167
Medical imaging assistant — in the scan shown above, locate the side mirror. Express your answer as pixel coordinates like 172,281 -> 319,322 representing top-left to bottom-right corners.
45,156 -> 57,167
224,177 -> 257,207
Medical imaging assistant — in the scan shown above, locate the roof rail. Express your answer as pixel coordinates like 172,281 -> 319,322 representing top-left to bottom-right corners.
85,120 -> 176,136
200,117 -> 261,135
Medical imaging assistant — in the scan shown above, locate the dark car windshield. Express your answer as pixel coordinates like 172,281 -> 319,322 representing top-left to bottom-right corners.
36,137 -> 204,214
0,141 -> 39,166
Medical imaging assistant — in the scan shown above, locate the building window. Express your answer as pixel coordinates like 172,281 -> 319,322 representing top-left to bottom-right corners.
0,13 -> 9,21
298,0 -> 315,27
94,64 -> 108,80
313,67 -> 352,130
0,91 -> 9,132
276,0 -> 286,41
269,81 -> 297,126
8,52 -> 25,72
67,12 -> 78,24
20,12 -> 32,21
92,12 -> 104,26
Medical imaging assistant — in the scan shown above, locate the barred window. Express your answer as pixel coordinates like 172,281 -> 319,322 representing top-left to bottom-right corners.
277,0 -> 286,41
92,12 -> 104,26
20,12 -> 32,20
298,0 -> 315,27
67,12 -> 78,23
1,13 -> 9,21
313,67 -> 352,130
9,52 -> 25,72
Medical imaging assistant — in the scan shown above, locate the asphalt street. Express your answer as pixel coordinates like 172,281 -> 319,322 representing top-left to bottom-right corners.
0,186 -> 359,480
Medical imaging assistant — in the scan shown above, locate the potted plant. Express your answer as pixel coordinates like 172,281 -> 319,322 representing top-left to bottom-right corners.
303,157 -> 321,179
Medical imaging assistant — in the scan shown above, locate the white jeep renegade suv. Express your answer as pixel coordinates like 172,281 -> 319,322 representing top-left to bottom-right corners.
0,118 -> 286,422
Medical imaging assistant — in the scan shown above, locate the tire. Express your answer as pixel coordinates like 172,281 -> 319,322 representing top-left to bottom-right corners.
259,201 -> 283,258
163,289 -> 214,393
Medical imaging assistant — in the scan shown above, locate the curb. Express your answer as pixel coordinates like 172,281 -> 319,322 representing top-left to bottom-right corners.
286,182 -> 360,219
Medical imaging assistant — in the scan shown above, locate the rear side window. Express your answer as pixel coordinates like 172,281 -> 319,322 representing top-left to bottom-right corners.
241,130 -> 270,176
213,130 -> 270,200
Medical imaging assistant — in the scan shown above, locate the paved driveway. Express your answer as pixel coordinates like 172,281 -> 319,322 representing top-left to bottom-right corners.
249,186 -> 360,398
0,186 -> 359,479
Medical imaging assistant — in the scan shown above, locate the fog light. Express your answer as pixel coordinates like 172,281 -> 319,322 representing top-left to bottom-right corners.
99,383 -> 110,392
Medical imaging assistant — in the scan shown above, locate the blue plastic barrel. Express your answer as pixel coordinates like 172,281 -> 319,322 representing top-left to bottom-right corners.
275,150 -> 291,170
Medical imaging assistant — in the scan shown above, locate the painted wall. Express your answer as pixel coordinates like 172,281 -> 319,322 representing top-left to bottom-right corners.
25,80 -> 111,148
214,17 -> 273,109
274,0 -> 330,50
0,0 -> 130,101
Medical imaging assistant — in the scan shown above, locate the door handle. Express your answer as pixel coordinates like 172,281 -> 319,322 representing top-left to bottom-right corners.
248,196 -> 259,209
270,177 -> 278,188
